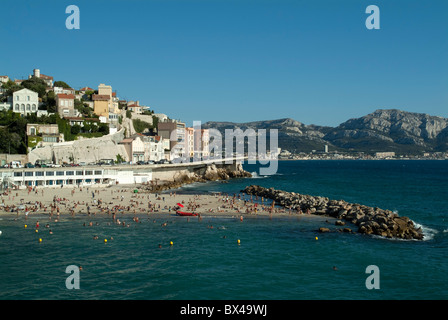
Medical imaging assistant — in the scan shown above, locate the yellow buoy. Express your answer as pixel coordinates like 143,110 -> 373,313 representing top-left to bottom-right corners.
104,239 -> 107,243
237,239 -> 241,245
24,224 -> 27,228
39,238 -> 42,243
170,241 -> 174,246
315,236 -> 318,240
35,229 -> 38,233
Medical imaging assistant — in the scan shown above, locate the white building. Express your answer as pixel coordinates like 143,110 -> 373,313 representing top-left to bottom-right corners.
0,166 -> 152,189
144,136 -> 164,162
12,88 -> 39,116
0,76 -> 9,84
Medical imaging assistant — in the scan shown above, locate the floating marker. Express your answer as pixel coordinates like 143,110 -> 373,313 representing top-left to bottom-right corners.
104,239 -> 108,243
315,236 -> 318,240
39,238 -> 42,243
237,239 -> 241,245
24,225 -> 27,228
170,241 -> 174,246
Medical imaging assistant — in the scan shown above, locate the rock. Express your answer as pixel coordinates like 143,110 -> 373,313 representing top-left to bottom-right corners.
241,185 -> 424,240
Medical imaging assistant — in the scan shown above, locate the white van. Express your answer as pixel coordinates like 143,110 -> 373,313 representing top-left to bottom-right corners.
9,161 -> 23,168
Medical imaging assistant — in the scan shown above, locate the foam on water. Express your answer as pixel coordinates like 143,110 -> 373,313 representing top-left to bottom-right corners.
251,172 -> 267,179
414,222 -> 439,241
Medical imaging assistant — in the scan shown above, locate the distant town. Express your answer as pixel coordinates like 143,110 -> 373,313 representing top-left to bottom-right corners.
278,149 -> 448,160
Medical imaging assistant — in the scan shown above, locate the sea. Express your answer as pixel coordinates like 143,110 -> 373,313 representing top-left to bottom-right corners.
0,160 -> 447,300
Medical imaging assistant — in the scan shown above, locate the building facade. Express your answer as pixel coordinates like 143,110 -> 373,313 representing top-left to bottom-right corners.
93,94 -> 109,118
12,88 -> 39,116
56,93 -> 75,117
157,120 -> 186,160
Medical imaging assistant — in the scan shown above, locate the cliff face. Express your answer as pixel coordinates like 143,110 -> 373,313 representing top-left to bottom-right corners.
203,109 -> 448,154
28,129 -> 128,164
327,109 -> 448,151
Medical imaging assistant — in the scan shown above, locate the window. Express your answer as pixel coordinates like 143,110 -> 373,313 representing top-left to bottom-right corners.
76,171 -> 83,176
27,96 -> 30,101
25,172 -> 33,177
26,104 -> 30,111
14,172 -> 22,177
66,171 -> 74,176
15,104 -> 19,111
85,170 -> 93,175
30,127 -> 36,135
32,104 -> 36,111
43,136 -> 58,143
46,171 -> 54,176
21,104 -> 25,111
35,171 -> 44,176
56,171 -> 64,176
94,170 -> 102,175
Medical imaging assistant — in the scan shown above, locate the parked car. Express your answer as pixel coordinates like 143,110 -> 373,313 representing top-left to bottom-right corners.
25,162 -> 35,168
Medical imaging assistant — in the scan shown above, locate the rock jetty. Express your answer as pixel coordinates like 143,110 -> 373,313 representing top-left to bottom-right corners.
139,163 -> 252,193
241,185 -> 424,240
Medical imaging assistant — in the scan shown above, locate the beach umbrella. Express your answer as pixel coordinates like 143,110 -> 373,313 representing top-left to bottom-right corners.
177,203 -> 184,208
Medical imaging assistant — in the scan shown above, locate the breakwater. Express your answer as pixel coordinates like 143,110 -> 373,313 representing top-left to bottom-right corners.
242,185 -> 424,240
138,162 -> 252,193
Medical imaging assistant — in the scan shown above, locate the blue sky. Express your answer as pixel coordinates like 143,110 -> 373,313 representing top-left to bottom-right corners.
1,0 -> 447,127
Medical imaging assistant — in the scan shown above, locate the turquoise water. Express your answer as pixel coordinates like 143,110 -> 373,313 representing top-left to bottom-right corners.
0,160 -> 447,299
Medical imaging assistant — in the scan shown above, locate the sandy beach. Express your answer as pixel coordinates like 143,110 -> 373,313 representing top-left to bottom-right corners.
0,184 -> 300,221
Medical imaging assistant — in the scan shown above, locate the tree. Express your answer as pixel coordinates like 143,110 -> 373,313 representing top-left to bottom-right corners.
54,81 -> 71,89
98,123 -> 109,135
71,124 -> 81,135
21,77 -> 47,97
2,80 -> 23,98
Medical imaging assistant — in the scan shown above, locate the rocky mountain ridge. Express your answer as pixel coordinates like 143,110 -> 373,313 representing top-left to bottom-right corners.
203,109 -> 448,154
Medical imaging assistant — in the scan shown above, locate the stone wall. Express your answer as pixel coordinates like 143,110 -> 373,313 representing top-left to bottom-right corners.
28,128 -> 127,164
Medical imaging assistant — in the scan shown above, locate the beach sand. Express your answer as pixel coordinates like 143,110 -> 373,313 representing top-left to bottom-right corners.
0,185 -> 305,221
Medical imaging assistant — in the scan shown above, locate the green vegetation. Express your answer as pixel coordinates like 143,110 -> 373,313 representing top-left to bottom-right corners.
21,77 -> 47,98
74,99 -> 97,118
0,110 -> 110,154
0,111 -> 28,154
53,81 -> 71,88
115,154 -> 125,164
132,118 -> 153,134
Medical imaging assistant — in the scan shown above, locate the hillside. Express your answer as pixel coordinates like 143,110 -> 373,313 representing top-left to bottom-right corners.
202,109 -> 448,154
